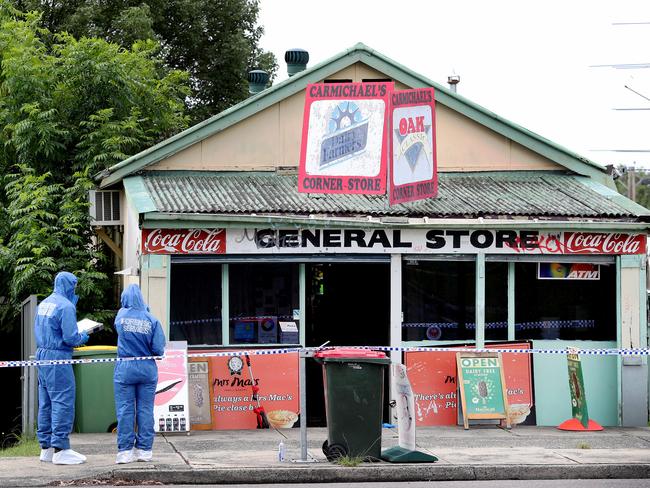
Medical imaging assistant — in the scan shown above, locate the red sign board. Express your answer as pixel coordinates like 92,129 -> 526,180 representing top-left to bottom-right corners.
522,232 -> 646,255
207,351 -> 299,430
298,82 -> 393,195
142,228 -> 226,254
389,88 -> 437,205
405,343 -> 533,426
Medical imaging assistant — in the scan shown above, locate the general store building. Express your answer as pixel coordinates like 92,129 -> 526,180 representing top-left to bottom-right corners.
97,44 -> 650,428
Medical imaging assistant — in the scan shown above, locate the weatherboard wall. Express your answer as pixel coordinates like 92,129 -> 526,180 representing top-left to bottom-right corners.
146,62 -> 562,174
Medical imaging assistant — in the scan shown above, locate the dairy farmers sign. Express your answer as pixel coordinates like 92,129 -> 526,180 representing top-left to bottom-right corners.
298,82 -> 392,195
142,228 -> 646,255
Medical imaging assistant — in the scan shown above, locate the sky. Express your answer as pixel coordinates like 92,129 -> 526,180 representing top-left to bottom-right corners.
259,0 -> 650,169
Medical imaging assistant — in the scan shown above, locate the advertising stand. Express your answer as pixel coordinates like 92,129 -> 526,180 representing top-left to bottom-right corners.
155,341 -> 190,434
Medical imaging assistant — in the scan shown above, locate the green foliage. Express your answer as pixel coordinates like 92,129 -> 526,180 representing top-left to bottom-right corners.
334,455 -> 365,467
14,0 -> 278,123
0,5 -> 190,328
614,166 -> 650,211
0,165 -> 109,325
0,433 -> 39,456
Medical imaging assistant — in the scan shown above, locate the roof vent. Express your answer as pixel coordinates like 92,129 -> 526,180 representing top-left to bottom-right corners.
447,75 -> 460,93
248,70 -> 269,95
285,48 -> 309,77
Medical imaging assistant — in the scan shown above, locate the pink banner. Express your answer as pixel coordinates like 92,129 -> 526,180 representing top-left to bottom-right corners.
389,88 -> 437,205
298,82 -> 393,195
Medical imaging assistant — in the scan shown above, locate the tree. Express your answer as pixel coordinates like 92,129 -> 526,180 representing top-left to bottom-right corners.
14,0 -> 278,123
614,165 -> 650,211
0,4 -> 190,326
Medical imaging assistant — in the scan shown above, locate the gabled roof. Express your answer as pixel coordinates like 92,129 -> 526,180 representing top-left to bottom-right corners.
99,42 -> 610,189
124,171 -> 650,220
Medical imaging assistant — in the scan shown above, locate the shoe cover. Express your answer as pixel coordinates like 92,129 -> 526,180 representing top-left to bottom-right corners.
52,449 -> 87,465
40,447 -> 54,463
134,448 -> 153,462
115,449 -> 137,464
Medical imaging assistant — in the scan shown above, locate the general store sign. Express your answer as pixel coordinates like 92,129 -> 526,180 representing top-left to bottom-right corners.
142,228 -> 645,255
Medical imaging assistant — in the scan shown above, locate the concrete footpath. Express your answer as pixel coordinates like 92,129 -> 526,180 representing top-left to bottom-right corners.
1,426 -> 649,486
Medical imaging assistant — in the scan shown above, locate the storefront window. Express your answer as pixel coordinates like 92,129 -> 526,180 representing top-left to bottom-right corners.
402,260 -> 475,341
514,262 -> 615,341
485,262 -> 508,340
229,263 -> 300,345
170,263 -> 222,345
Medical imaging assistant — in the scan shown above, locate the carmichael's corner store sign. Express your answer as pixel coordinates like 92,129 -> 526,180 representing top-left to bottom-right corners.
142,228 -> 646,255
298,82 -> 437,205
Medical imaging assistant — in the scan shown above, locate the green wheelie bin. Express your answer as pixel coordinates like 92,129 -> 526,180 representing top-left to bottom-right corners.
72,346 -> 118,433
315,347 -> 390,462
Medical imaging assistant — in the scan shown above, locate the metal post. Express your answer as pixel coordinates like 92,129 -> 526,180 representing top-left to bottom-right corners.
28,362 -> 36,436
299,352 -> 308,461
507,262 -> 515,341
22,366 -> 28,435
475,253 -> 486,348
294,349 -> 318,463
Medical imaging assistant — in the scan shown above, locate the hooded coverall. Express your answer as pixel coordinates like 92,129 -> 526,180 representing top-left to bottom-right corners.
35,272 -> 89,450
113,284 -> 166,452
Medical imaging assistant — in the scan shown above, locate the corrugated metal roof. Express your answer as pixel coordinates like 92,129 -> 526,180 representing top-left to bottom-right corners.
140,172 -> 640,219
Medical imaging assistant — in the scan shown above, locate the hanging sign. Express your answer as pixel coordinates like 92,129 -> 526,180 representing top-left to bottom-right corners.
298,82 -> 393,195
456,352 -> 510,430
389,88 -> 437,205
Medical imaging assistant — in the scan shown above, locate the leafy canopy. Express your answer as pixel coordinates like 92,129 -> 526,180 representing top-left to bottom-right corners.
0,3 -> 189,326
15,0 -> 278,123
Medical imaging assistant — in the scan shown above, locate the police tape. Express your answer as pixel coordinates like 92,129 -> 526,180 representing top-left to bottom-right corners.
1,345 -> 649,368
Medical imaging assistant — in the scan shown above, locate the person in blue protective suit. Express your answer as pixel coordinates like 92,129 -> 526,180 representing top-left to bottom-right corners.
35,271 -> 90,465
113,284 -> 166,464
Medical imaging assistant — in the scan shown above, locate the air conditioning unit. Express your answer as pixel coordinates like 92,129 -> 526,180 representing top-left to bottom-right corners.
89,190 -> 123,226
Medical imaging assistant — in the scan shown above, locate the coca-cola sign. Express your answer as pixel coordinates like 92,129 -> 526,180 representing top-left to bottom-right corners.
562,232 -> 645,255
142,228 -> 225,254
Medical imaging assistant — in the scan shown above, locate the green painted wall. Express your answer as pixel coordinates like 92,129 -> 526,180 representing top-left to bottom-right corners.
532,340 -> 617,426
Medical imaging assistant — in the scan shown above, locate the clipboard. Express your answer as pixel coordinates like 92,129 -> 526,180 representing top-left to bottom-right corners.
77,318 -> 103,334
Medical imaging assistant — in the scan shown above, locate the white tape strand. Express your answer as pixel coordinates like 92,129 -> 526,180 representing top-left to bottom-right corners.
2,346 -> 648,368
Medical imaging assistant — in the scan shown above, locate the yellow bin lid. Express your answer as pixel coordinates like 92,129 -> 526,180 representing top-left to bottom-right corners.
74,345 -> 118,352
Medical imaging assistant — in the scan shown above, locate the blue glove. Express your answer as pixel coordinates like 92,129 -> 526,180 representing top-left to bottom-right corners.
80,331 -> 90,345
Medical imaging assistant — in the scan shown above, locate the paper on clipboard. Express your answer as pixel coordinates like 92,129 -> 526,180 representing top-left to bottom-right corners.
77,318 -> 103,334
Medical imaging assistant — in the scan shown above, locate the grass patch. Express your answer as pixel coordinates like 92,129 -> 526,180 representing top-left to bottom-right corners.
577,442 -> 591,449
334,455 -> 365,467
0,436 -> 40,457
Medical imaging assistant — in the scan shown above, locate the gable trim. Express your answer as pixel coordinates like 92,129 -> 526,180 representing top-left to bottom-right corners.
99,43 -> 609,188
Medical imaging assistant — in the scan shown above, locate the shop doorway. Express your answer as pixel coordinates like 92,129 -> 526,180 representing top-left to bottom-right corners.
305,261 -> 390,426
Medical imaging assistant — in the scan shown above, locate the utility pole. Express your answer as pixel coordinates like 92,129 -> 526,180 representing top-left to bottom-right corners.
628,166 -> 637,201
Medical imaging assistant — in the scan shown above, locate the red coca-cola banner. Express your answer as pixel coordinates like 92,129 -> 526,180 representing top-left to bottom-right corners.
527,232 -> 646,255
142,228 -> 226,254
